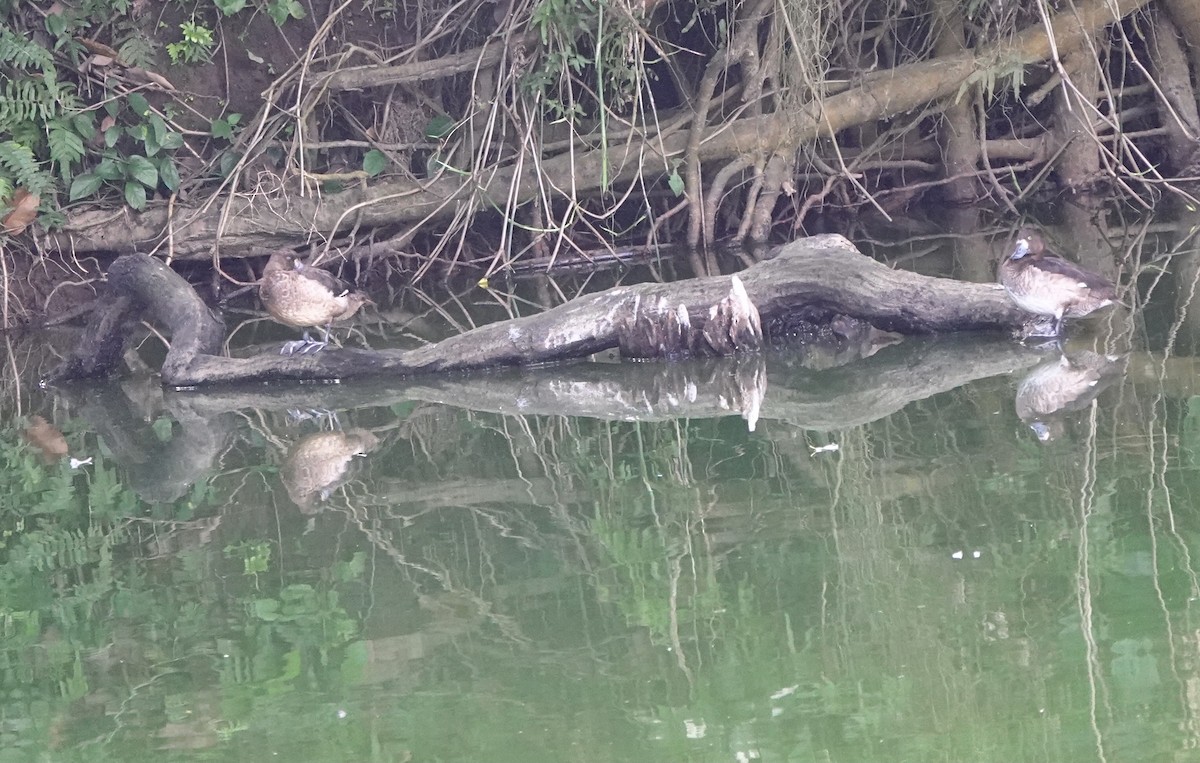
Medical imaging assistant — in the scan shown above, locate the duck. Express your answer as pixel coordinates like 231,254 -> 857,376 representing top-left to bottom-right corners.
259,251 -> 372,354
281,429 -> 380,512
998,228 -> 1117,337
1014,351 -> 1124,441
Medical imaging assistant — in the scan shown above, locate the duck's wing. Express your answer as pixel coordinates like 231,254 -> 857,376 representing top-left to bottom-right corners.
295,261 -> 354,295
1033,256 -> 1116,297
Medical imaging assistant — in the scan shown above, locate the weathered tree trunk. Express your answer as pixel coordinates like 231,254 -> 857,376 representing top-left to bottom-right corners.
1149,10 -> 1200,174
933,0 -> 979,204
1159,0 -> 1200,94
47,235 -> 1028,388
1053,44 -> 1103,192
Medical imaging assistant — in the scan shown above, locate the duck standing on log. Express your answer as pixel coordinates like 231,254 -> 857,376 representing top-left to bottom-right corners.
998,228 -> 1117,338
260,251 -> 372,354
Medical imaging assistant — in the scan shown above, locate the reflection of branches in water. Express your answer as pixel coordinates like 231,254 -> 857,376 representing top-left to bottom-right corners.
1075,402 -> 1112,759
126,515 -> 223,559
337,502 -> 534,648
420,407 -> 730,680
1137,234 -> 1200,741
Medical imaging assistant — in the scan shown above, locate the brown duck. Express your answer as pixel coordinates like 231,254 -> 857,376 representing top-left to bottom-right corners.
998,229 -> 1117,337
260,251 -> 372,354
281,429 -> 380,512
1014,351 -> 1124,441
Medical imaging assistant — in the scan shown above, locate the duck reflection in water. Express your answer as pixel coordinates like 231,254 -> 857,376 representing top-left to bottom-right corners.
998,229 -> 1118,339
1014,351 -> 1124,442
281,429 -> 380,512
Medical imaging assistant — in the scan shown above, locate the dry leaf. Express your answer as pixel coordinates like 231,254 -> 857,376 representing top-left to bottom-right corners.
23,416 -> 69,463
2,188 -> 39,235
91,54 -> 113,67
78,38 -> 120,58
126,67 -> 177,91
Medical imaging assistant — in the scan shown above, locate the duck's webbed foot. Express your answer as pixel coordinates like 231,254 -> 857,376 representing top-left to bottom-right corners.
1018,316 -> 1063,341
286,408 -> 343,430
279,331 -> 329,355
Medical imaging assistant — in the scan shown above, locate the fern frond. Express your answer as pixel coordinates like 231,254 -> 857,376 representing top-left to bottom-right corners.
0,141 -> 54,196
7,121 -> 45,153
47,119 -> 85,180
0,80 -> 47,129
0,28 -> 55,72
117,34 -> 158,69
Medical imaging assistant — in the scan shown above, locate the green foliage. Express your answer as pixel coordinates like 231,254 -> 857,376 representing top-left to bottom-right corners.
210,112 -> 243,141
0,27 -> 55,72
0,141 -> 52,197
167,18 -> 215,64
47,118 -> 86,179
0,2 -> 193,220
215,0 -> 249,14
424,114 -> 455,140
250,584 -> 358,650
225,540 -> 272,575
0,28 -> 72,199
362,149 -> 388,177
0,435 -> 81,523
66,94 -> 183,210
266,0 -> 306,26
526,0 -> 643,124
667,158 -> 685,197
117,33 -> 158,69
206,0 -> 307,26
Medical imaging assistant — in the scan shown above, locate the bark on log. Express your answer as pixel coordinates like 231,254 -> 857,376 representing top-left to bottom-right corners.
41,0 -> 1149,259
46,234 -> 1029,389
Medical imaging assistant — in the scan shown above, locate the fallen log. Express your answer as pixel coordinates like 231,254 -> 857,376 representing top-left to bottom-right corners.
46,234 -> 1028,388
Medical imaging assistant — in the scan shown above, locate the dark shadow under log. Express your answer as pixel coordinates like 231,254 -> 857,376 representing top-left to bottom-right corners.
47,234 -> 1029,388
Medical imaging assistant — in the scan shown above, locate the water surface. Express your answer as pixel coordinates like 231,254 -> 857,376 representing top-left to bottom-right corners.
3,225 -> 1200,762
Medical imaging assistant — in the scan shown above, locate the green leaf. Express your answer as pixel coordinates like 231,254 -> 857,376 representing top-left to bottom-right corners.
362,149 -> 388,177
127,92 -> 150,116
124,180 -> 147,210
151,417 -> 173,441
72,113 -> 96,141
159,131 -> 183,150
44,13 -> 67,37
210,118 -> 233,141
68,173 -> 103,201
667,168 -> 685,197
149,113 -> 169,145
95,158 -> 122,181
219,151 -> 241,178
215,0 -> 247,14
142,129 -> 160,157
125,155 -> 158,188
104,127 -> 120,149
157,157 -> 181,191
253,599 -> 280,620
266,0 -> 305,25
425,115 -> 455,140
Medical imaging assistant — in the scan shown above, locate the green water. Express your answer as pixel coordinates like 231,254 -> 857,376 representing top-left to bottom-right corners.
3,333 -> 1196,763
